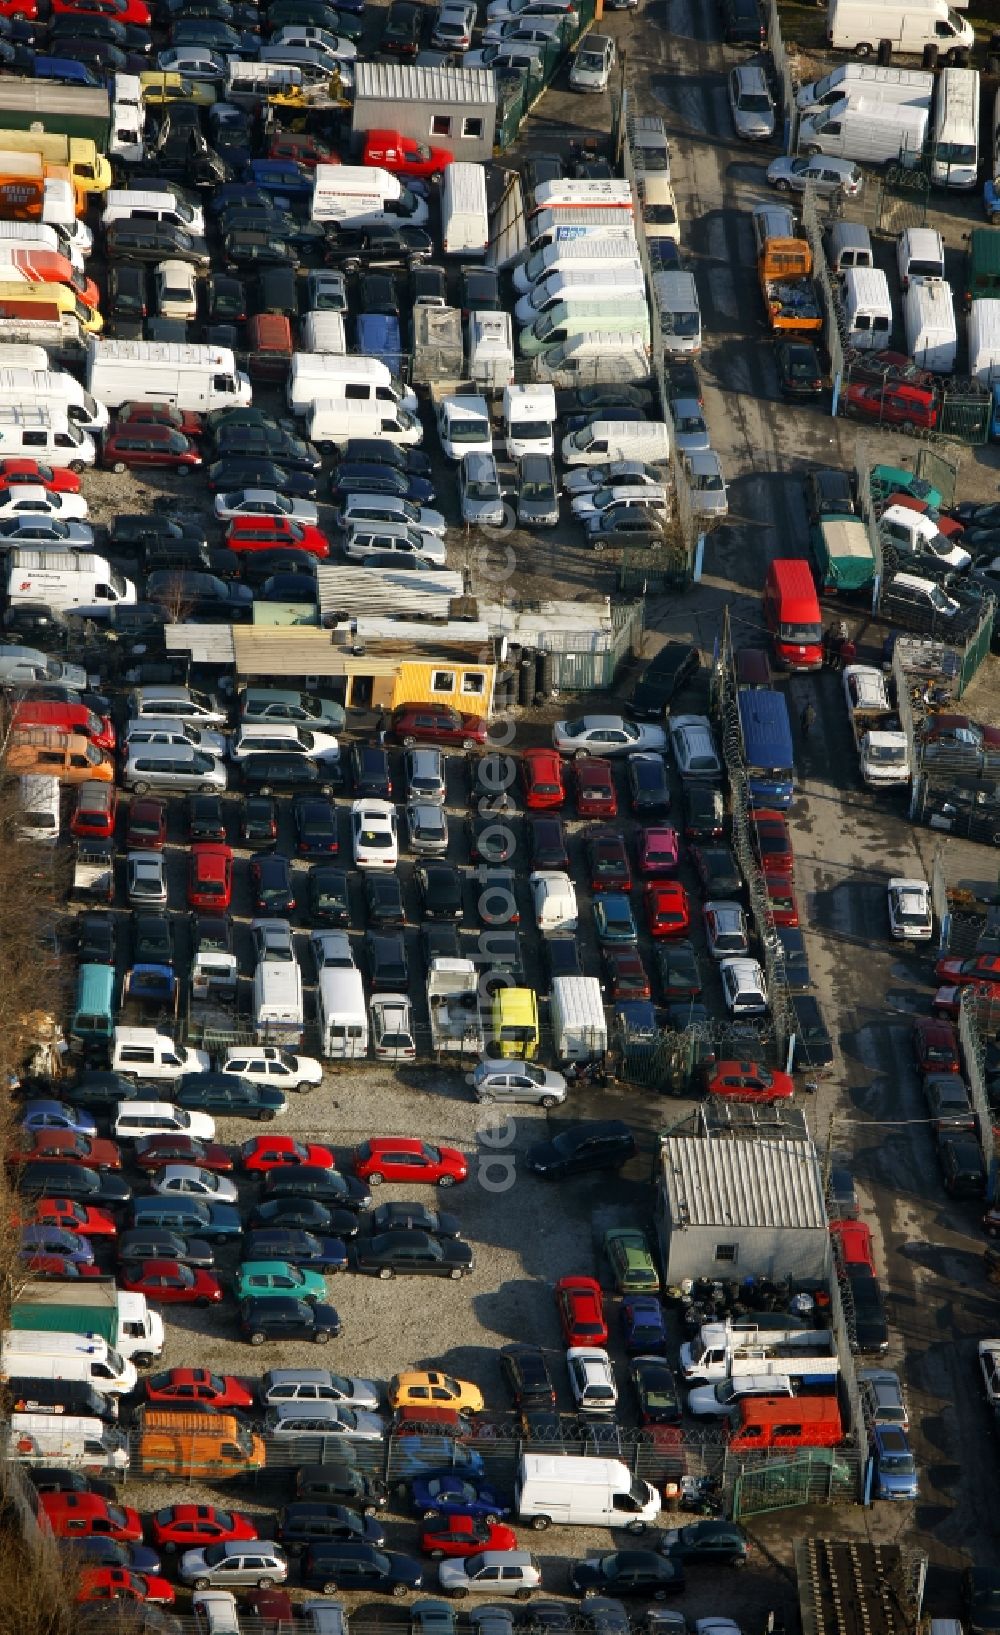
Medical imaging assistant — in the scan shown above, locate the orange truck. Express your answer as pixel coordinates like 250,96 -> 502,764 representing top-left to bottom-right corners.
0,246 -> 98,307
758,237 -> 822,333
727,1393 -> 843,1452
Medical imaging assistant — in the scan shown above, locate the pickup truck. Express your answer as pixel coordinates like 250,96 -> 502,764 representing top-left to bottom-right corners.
759,237 -> 822,333
842,664 -> 909,787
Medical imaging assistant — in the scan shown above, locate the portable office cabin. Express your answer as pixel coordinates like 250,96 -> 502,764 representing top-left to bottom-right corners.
351,63 -> 497,163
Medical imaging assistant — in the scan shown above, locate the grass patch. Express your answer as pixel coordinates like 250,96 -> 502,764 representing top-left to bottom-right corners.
776,0 -> 827,52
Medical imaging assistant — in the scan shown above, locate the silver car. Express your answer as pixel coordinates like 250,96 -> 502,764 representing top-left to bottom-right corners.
552,715 -> 668,757
766,153 -> 863,197
684,450 -> 728,518
439,1550 -> 542,1598
125,718 -> 228,758
264,1401 -> 386,1440
703,900 -> 749,959
406,801 -> 450,855
179,1541 -> 289,1590
129,684 -> 228,727
563,460 -> 665,498
260,1369 -> 380,1409
460,451 -> 506,527
728,63 -> 775,140
126,850 -> 168,908
472,1060 -> 567,1107
568,31 -> 615,91
670,399 -> 711,452
405,746 -> 447,804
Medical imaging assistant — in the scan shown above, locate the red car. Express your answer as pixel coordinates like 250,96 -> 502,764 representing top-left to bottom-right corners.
22,1255 -> 103,1278
844,380 -> 937,431
573,756 -> 618,818
70,781 -> 117,839
637,824 -> 680,876
51,0 -> 150,20
102,424 -> 202,474
644,881 -> 690,937
555,1275 -> 608,1346
125,798 -> 167,851
134,1134 -> 234,1173
117,403 -> 203,438
29,1198 -> 117,1237
120,1259 -> 223,1306
829,1219 -> 875,1272
587,831 -> 631,892
40,1492 -> 143,1542
704,1060 -> 794,1103
354,1137 -> 468,1186
12,1130 -> 122,1170
764,870 -> 799,927
144,1368 -> 254,1409
269,130 -> 336,166
226,517 -> 329,557
603,946 -> 651,1001
0,458 -> 81,494
934,952 -> 1000,986
148,1504 -> 259,1552
914,1016 -> 961,1076
933,981 -> 1000,1019
392,703 -> 488,748
187,843 -> 233,911
76,1569 -> 175,1606
520,748 -> 565,810
241,1136 -> 336,1173
753,810 -> 793,873
420,1515 -> 517,1558
362,129 -> 453,178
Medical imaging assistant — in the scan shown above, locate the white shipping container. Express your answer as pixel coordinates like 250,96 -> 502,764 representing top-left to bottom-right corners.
550,974 -> 608,1061
441,162 -> 489,257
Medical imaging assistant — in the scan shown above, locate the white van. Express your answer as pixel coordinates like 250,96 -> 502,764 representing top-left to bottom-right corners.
434,392 -> 492,460
288,353 -> 417,416
968,297 -> 1000,383
531,178 -> 634,212
930,65 -> 980,188
825,220 -> 874,272
17,774 -> 60,844
0,1331 -> 136,1395
111,1029 -> 212,1083
841,266 -> 893,351
796,63 -> 934,111
515,264 -> 646,324
503,382 -> 556,457
299,311 -> 347,354
100,188 -> 207,237
826,0 -> 974,56
112,1099 -> 216,1140
798,98 -> 928,167
520,298 -> 650,357
467,310 -> 515,390
0,367 -> 108,432
7,550 -> 136,618
441,161 -> 489,257
531,331 -> 650,387
904,276 -> 957,372
512,232 -> 639,295
896,226 -> 945,289
306,399 -> 423,453
561,418 -> 671,466
316,966 -> 368,1059
516,1455 -> 660,1531
525,209 -> 640,256
7,1412 -> 131,1472
0,404 -> 95,469
253,958 -> 304,1045
0,220 -> 86,274
652,270 -> 702,354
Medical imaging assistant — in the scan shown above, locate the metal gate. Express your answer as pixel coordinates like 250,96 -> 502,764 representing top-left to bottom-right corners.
917,445 -> 961,509
873,165 -> 929,235
731,1448 -> 862,1518
957,599 -> 996,695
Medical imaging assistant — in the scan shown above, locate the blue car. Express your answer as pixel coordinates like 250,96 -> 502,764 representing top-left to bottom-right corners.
21,1100 -> 97,1138
393,1441 -> 484,1478
593,893 -> 638,945
870,1423 -> 919,1500
243,1227 -> 348,1273
620,1294 -> 668,1356
21,1225 -> 96,1264
209,183 -> 273,216
329,462 -> 437,507
68,1536 -> 163,1576
246,158 -> 314,201
411,1472 -> 509,1520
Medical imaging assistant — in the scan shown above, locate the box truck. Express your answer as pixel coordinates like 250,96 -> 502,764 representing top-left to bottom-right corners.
516,1455 -> 661,1531
550,975 -> 607,1062
10,1282 -> 162,1368
0,81 -> 111,148
86,339 -> 252,413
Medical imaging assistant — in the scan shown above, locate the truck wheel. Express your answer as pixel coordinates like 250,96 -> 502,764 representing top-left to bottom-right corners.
313,1329 -> 331,1344
379,1266 -> 395,1279
855,40 -> 873,55
774,178 -> 791,192
530,1516 -> 550,1531
450,1590 -> 469,1601
541,1095 -> 558,1109
249,1330 -> 267,1345
111,460 -> 127,475
450,1267 -> 463,1279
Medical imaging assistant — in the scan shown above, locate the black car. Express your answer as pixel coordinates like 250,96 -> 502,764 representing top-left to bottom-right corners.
626,752 -> 671,815
64,1070 -> 143,1112
140,533 -> 212,575
261,1166 -> 372,1210
66,1535 -> 162,1575
146,570 -> 253,620
528,816 -> 569,870
689,844 -> 742,898
243,1228 -> 349,1273
366,872 -> 406,926
569,1551 -> 684,1597
117,1229 -> 216,1270
369,1201 -> 461,1238
187,795 -> 227,842
522,153 -> 565,198
107,264 -> 149,334
277,1503 -> 385,1554
789,994 -> 834,1074
964,1568 -> 1000,1635
250,852 -> 296,915
224,229 -> 298,269
354,1228 -> 474,1279
543,936 -> 582,983
555,384 -> 652,419
240,1295 -> 342,1345
843,1265 -> 889,1354
359,269 -> 402,316
174,1072 -> 287,1120
18,1163 -> 132,1207
775,339 -> 825,399
299,1543 -> 422,1596
774,925 -> 811,990
631,1355 -> 682,1425
382,0 -> 425,53
501,1346 -> 556,1409
719,0 -> 765,43
295,1464 -> 389,1511
293,798 -> 338,858
415,862 -> 463,921
365,929 -> 408,992
241,795 -> 278,845
261,573 -> 320,604
460,265 -> 501,316
655,939 -> 702,1001
322,224 -> 434,270
527,1121 -> 636,1179
351,742 -> 393,798
481,928 -> 524,988
25,1468 -> 117,1501
939,1130 -> 987,1198
242,755 -> 340,797
106,220 -> 211,267
113,512 -> 207,552
329,463 -> 436,508
249,1196 -> 361,1239
52,11 -> 148,46
411,263 -> 447,308
466,813 -> 517,865
241,549 -> 319,588
131,912 -> 174,967
420,925 -> 461,965
221,210 -> 330,258
805,467 -> 855,523
78,913 -> 116,966
308,865 -> 351,926
209,458 -> 316,500
215,424 -> 321,473
338,439 -> 432,478
628,643 -> 700,719
204,272 -> 248,324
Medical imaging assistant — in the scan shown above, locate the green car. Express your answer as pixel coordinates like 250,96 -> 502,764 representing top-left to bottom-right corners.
234,1260 -> 327,1303
604,1227 -> 660,1294
869,464 -> 942,511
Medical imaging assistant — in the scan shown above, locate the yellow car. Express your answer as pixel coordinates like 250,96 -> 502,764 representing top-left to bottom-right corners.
140,71 -> 217,107
388,1371 -> 484,1414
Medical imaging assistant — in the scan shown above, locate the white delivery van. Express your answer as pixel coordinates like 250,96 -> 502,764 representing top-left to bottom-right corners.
101,188 -> 207,237
435,392 -> 493,460
905,276 -> 957,372
520,299 -> 650,358
7,1412 -> 130,1473
530,870 -> 578,933
0,367 -> 108,431
441,161 -> 489,257
112,1027 -> 211,1081
503,382 -> 556,457
299,311 -> 347,353
653,270 -> 701,354
799,98 -> 928,166
515,263 -> 646,324
525,209 -> 641,256
7,550 -> 136,618
561,417 -> 670,466
797,62 -> 934,110
840,267 -> 893,350
0,404 -> 94,468
532,178 -> 634,212
826,0 -> 974,57
306,399 -> 423,453
0,1331 -> 136,1394
512,231 -> 639,295
930,65 -> 980,187
825,220 -> 874,272
968,298 -> 1000,383
288,353 -> 417,415
532,331 -> 650,387
0,220 -> 86,274
316,967 -> 368,1059
516,1455 -> 660,1531
550,975 -> 608,1061
311,164 -> 429,226
897,226 -> 945,289
17,774 -> 60,844
85,340 -> 251,413
253,958 -> 304,1046
467,311 -> 515,390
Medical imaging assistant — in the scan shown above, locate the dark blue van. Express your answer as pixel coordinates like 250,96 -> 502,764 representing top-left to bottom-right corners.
738,687 -> 794,809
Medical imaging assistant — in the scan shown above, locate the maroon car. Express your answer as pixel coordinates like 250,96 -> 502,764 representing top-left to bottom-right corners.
133,1135 -> 234,1174
913,1016 -> 961,1077
102,423 -> 203,474
392,703 -> 488,747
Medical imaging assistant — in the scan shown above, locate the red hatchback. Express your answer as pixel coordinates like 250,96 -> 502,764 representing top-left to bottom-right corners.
118,403 -> 203,438
521,748 -> 565,810
13,1130 -> 122,1170
187,843 -> 233,911
704,1060 -> 794,1103
764,870 -> 799,927
30,1198 -> 117,1237
829,1219 -> 875,1272
148,1504 -> 260,1552
144,1368 -> 254,1410
126,798 -> 167,851
103,424 -> 202,474
241,1136 -> 336,1173
603,946 -> 651,1001
40,1492 -> 143,1542
354,1138 -> 467,1186
0,459 -> 81,493
120,1259 -> 223,1306
392,704 -> 488,747
934,952 -> 1000,986
555,1275 -> 607,1346
420,1515 -> 517,1558
645,881 -> 690,937
844,380 -> 937,431
637,824 -> 680,876
573,756 -> 618,818
134,1134 -> 233,1173
587,831 -> 631,893
753,810 -> 793,873
51,0 -> 150,21
70,781 -> 117,839
226,517 -> 330,558
77,1569 -> 175,1606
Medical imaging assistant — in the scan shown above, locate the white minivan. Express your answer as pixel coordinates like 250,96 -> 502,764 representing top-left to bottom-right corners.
316,966 -> 368,1059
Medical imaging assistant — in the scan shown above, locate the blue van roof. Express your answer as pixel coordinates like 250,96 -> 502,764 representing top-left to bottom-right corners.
738,686 -> 794,756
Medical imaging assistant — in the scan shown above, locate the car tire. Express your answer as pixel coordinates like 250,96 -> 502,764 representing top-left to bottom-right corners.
402,735 -> 417,747
450,1267 -> 464,1279
314,1329 -> 331,1344
69,460 -> 87,473
379,1266 -> 394,1280
462,737 -> 479,749
110,460 -> 127,474
530,1515 -> 550,1531
212,1234 -> 229,1246
628,1520 -> 646,1534
540,1095 -> 558,1109
249,1330 -> 267,1345
485,1513 -> 501,1526
196,1296 -> 212,1308
854,39 -> 873,55
422,1508 -> 439,1520
175,466 -> 192,478
392,1585 -> 409,1599
438,1175 -> 455,1187
368,1172 -> 384,1184
261,784 -> 273,795
257,1578 -> 275,1590
322,1581 -> 338,1595
450,1590 -> 468,1601
729,1555 -> 746,1567
132,781 -> 150,795
162,1541 -> 176,1553
516,1589 -> 532,1602
193,1577 -> 211,1590
151,1467 -> 170,1481
774,178 -> 790,191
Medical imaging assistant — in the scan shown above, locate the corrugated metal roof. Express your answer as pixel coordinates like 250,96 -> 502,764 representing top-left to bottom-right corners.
317,566 -> 464,619
231,628 -> 400,678
353,618 -> 492,645
660,1136 -> 826,1232
164,626 -> 236,664
354,62 -> 496,106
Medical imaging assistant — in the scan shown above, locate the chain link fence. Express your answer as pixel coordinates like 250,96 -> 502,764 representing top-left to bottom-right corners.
495,0 -> 597,147
959,986 -> 997,1176
853,440 -> 885,609
800,187 -> 845,409
764,0 -> 799,156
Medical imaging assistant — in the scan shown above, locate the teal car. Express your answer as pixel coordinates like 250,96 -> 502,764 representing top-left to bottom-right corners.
593,893 -> 637,945
234,1260 -> 327,1303
604,1227 -> 660,1293
869,464 -> 942,511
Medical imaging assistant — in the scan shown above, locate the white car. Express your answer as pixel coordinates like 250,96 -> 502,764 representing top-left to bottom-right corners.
684,450 -> 728,518
0,483 -> 88,520
843,663 -> 890,719
343,521 -> 448,566
439,1551 -> 542,1598
486,0 -> 575,23
217,1046 -> 323,1092
703,900 -> 749,960
719,956 -> 768,1016
151,1164 -> 238,1204
566,1346 -> 617,1413
269,24 -> 358,62
156,45 -> 226,81
671,399 -> 710,452
130,684 -> 227,727
563,461 -> 665,498
126,850 -> 168,908
352,799 -> 398,869
575,485 -> 669,524
530,869 -> 578,934
568,31 -> 615,90
685,1375 -> 784,1417
214,489 -> 319,527
155,258 -> 199,319
251,918 -> 296,963
552,715 -> 667,757
229,723 -> 340,764
309,929 -> 356,975
669,714 -> 721,780
125,718 -> 228,758
881,504 -> 971,572
370,994 -> 416,1061
887,877 -> 933,941
472,1060 -> 567,1106
340,493 -> 446,536
480,14 -> 563,41
431,0 -> 477,47
406,801 -> 449,856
